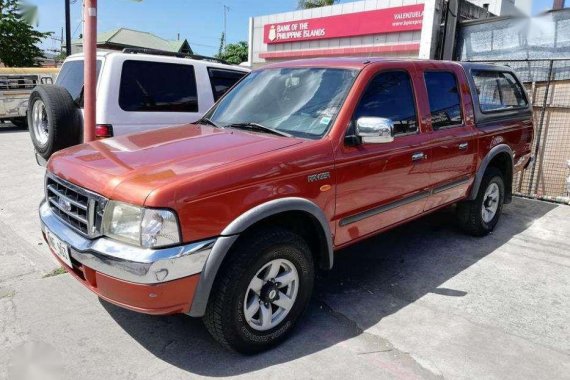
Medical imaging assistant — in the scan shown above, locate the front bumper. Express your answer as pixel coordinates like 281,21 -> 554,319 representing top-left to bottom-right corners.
39,200 -> 216,314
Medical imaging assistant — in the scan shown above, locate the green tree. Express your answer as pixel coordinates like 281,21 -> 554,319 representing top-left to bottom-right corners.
217,32 -> 225,57
216,41 -> 248,65
297,0 -> 338,9
0,0 -> 51,67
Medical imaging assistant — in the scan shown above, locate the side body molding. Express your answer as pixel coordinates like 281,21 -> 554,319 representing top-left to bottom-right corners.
468,144 -> 514,202
188,197 -> 334,317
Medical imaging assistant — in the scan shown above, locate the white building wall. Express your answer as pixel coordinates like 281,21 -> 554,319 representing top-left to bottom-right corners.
250,0 -> 426,65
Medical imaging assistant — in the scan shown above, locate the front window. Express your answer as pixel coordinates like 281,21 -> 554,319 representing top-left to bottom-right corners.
207,68 -> 358,139
353,70 -> 418,136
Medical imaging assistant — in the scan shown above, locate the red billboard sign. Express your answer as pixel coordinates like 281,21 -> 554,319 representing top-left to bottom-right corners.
263,4 -> 424,45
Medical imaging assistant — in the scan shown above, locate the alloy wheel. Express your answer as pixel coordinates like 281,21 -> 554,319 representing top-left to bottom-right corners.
481,182 -> 500,223
31,99 -> 49,146
243,258 -> 299,331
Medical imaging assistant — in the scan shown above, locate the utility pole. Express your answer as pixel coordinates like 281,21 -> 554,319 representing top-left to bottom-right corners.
553,0 -> 565,9
83,0 -> 97,143
65,0 -> 72,56
223,5 -> 230,48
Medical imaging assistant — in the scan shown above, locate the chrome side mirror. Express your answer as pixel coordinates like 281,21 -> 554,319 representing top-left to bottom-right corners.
356,117 -> 394,144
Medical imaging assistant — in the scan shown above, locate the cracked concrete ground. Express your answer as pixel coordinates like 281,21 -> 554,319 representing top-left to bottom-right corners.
1,126 -> 569,379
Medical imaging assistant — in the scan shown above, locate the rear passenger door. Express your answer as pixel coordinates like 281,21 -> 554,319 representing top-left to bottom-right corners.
419,65 -> 478,211
107,59 -> 204,134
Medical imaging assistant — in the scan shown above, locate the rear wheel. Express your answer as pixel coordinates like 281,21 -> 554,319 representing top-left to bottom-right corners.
204,227 -> 314,354
457,167 -> 505,236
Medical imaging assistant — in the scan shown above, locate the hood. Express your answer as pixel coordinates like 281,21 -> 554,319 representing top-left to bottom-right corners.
48,124 -> 303,204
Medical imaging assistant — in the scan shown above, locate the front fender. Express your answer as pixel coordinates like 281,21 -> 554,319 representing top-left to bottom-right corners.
188,197 -> 333,317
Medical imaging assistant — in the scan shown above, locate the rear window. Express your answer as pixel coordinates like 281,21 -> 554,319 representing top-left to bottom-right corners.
119,60 -> 198,112
424,71 -> 463,130
55,60 -> 102,105
208,68 -> 246,101
472,70 -> 528,113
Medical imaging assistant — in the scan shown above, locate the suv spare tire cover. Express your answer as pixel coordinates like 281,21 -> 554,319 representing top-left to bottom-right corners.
28,85 -> 82,160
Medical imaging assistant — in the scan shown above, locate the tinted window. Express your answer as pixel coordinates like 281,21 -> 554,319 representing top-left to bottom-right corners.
354,71 -> 418,136
472,71 -> 528,112
56,60 -> 102,105
119,60 -> 198,112
208,68 -> 246,101
424,72 -> 462,130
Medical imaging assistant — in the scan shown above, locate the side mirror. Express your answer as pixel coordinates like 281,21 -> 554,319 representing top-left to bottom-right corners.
356,117 -> 394,144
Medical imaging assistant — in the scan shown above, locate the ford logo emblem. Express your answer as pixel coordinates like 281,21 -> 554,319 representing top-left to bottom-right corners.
58,197 -> 72,212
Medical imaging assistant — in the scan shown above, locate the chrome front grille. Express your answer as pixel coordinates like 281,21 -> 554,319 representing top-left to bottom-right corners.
45,174 -> 107,238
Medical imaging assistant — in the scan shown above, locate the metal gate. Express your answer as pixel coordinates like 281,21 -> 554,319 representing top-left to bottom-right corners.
465,59 -> 570,204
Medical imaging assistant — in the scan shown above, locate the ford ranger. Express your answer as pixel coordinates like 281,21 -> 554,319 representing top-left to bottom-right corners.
39,58 -> 533,353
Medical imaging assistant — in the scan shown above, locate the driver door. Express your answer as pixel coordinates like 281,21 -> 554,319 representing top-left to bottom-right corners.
333,65 -> 433,246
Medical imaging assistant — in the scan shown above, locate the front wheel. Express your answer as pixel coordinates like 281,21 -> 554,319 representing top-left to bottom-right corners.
203,227 -> 314,354
457,167 -> 505,236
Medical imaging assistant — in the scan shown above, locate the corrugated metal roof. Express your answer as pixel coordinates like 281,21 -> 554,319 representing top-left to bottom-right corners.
73,28 -> 191,53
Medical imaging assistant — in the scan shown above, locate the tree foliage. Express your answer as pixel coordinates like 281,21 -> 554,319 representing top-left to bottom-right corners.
297,0 -> 338,9
0,0 -> 51,67
216,41 -> 248,65
217,32 -> 225,57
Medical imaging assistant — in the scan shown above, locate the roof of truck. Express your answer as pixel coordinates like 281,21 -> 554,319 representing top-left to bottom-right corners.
262,57 -> 510,72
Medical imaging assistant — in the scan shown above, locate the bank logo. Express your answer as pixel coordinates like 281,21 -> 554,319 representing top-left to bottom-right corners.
268,25 -> 276,41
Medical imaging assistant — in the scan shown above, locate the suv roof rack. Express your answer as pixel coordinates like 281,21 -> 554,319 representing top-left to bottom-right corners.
121,48 -> 229,64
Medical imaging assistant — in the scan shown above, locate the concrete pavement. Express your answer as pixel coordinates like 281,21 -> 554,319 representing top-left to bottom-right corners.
1,125 -> 569,379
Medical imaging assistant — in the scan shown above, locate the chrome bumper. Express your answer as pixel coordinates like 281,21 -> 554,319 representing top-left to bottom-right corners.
39,200 -> 216,284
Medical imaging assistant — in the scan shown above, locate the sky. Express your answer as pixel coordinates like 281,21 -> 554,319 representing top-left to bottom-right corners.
33,0 -> 560,57
34,0 -> 302,57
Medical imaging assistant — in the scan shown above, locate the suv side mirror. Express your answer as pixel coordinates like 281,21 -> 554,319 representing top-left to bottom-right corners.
356,117 -> 394,144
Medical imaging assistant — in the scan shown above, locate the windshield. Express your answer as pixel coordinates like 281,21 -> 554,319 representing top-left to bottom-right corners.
207,67 -> 358,139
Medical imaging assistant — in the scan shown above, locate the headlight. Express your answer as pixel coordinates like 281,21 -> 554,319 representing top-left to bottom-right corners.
101,201 -> 181,248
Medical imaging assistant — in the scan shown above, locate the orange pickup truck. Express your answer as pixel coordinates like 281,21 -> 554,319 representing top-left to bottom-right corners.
39,58 -> 533,353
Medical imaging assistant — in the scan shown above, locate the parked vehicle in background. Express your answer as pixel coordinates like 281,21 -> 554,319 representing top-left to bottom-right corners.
28,49 -> 249,160
39,58 -> 533,353
0,68 -> 58,128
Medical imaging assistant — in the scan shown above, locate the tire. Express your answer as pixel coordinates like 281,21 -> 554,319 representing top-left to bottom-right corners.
204,227 -> 314,354
9,117 -> 27,129
457,167 -> 505,236
28,85 -> 82,160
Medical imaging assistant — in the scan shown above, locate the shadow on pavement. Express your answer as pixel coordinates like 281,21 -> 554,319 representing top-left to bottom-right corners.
0,125 -> 27,134
102,199 -> 558,376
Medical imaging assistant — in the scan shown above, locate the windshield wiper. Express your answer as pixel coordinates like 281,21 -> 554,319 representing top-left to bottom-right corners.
196,117 -> 221,128
224,122 -> 292,137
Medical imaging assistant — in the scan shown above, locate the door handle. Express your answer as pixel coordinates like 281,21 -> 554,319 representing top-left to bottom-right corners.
459,142 -> 469,150
412,152 -> 427,161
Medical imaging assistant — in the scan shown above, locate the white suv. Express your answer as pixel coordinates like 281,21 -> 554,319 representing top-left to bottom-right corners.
29,49 -> 249,159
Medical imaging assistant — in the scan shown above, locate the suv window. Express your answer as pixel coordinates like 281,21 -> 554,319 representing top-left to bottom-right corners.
56,60 -> 102,105
208,68 -> 246,101
354,71 -> 418,136
424,71 -> 463,130
472,70 -> 528,113
119,60 -> 198,112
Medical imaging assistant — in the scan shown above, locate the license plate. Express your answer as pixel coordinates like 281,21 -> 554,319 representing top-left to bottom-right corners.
46,229 -> 72,268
